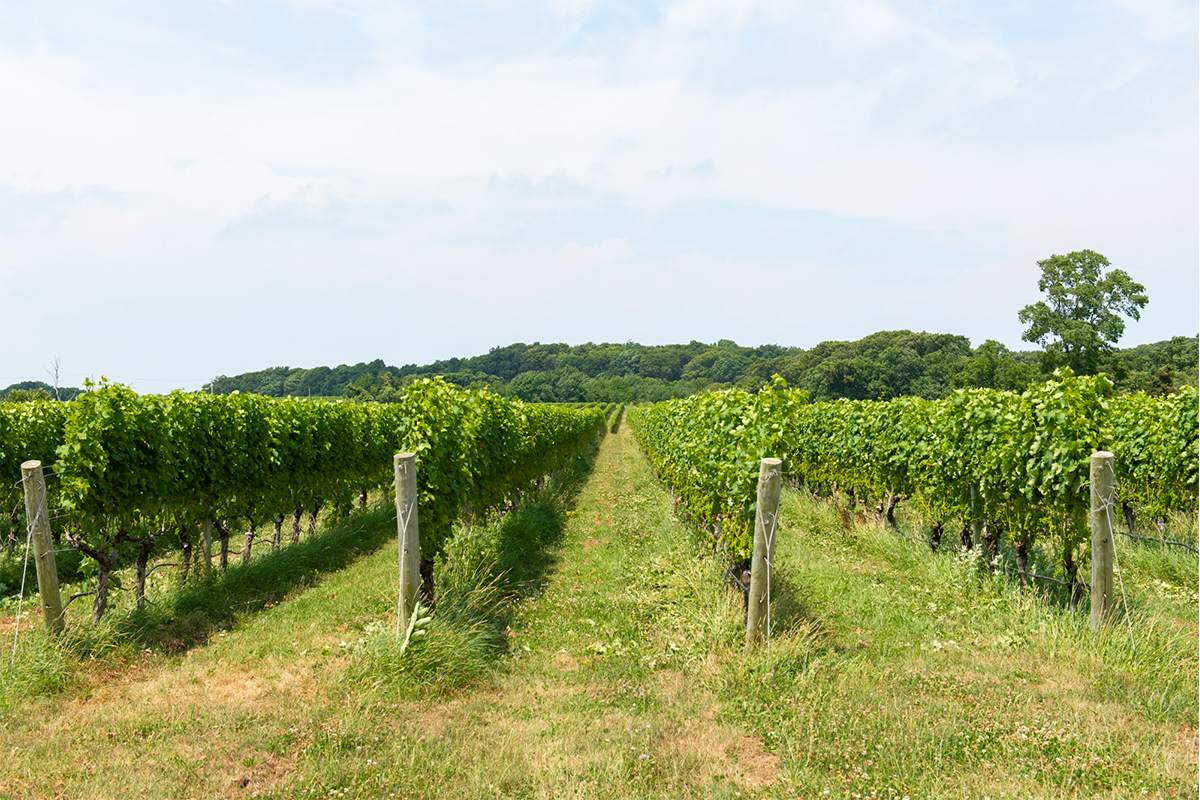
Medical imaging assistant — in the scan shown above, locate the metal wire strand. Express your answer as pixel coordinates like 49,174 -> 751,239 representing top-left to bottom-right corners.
1099,460 -> 1136,651
10,502 -> 39,669
395,457 -> 417,641
1115,528 -> 1197,554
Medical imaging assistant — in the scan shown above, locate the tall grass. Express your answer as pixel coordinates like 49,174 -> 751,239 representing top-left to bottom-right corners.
722,487 -> 1198,797
343,438 -> 603,698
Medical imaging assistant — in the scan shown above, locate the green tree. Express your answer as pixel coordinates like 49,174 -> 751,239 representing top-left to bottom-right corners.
950,340 -> 1036,392
3,386 -> 53,402
637,348 -> 684,381
1018,250 -> 1148,375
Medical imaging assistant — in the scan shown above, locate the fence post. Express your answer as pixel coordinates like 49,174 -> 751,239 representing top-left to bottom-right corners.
394,453 -> 422,638
970,486 -> 983,550
200,501 -> 214,580
20,460 -> 64,636
1090,451 -> 1115,630
745,457 -> 783,654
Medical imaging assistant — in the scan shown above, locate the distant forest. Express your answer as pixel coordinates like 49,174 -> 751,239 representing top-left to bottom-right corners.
198,331 -> 1199,405
0,381 -> 85,402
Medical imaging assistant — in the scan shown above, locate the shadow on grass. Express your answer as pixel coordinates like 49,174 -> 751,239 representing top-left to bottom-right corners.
0,537 -> 89,597
763,570 -> 841,650
124,504 -> 400,652
123,435 -> 603,656
339,436 -> 603,695
490,436 -> 601,593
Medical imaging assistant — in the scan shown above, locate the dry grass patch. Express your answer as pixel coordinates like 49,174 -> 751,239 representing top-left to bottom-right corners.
552,651 -> 581,671
651,681 -> 781,791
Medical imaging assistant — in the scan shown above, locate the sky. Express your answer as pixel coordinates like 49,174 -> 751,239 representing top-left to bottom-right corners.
1,0 -> 1196,393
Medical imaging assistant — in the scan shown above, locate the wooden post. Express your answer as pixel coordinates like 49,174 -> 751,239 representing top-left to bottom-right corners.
242,520 -> 256,565
745,458 -> 783,654
1090,451 -> 1115,629
20,461 -> 64,635
970,486 -> 983,550
200,502 -> 213,580
394,453 -> 421,638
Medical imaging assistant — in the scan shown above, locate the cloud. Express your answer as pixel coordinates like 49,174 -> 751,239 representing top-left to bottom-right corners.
647,158 -> 716,184
556,238 -> 633,270
1104,0 -> 1198,42
0,0 -> 1194,389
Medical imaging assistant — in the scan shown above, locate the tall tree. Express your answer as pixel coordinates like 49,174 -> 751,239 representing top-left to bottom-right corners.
1018,250 -> 1148,375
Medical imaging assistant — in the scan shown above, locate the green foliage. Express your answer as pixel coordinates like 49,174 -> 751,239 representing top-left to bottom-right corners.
0,399 -> 70,515
399,600 -> 433,656
629,376 -> 808,559
1,378 -> 604,622
949,339 -> 1038,392
4,387 -> 52,402
1019,250 -> 1149,375
776,330 -> 972,401
1106,334 -> 1199,395
1,381 -> 84,402
630,371 -> 1198,578
202,331 -> 1193,406
1108,386 -> 1200,518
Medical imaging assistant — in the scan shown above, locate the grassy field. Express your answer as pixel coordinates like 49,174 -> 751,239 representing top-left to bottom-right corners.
0,423 -> 1196,799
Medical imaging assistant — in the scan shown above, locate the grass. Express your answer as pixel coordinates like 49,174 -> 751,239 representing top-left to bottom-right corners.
727,490 -> 1197,798
0,426 -> 1195,799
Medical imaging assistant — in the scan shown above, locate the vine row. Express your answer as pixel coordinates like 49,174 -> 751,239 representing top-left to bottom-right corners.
1,378 -> 605,621
628,370 -> 1198,587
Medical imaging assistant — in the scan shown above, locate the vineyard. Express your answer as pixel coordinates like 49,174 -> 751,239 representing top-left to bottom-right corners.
628,369 -> 1198,592
1,378 -> 605,623
0,374 -> 1196,798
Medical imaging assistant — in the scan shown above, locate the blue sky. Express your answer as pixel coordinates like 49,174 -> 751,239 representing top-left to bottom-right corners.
1,0 -> 1196,391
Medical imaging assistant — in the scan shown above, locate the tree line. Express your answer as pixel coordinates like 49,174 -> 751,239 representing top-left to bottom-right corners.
3,248 -> 1193,405
194,330 -> 1197,405
5,249 -> 1190,405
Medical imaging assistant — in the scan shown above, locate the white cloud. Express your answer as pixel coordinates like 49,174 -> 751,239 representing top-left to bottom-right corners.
556,238 -> 632,270
0,0 -> 1194,388
1105,0 -> 1198,42
65,198 -> 143,257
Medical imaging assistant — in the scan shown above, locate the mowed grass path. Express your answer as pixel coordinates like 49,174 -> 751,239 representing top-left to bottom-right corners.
0,423 -> 766,799
354,418 -> 776,799
1,419 -> 1196,799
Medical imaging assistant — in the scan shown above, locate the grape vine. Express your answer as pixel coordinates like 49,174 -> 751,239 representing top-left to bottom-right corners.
629,372 -> 1198,587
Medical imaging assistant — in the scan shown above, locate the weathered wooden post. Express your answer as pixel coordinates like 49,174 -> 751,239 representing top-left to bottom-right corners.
970,486 -> 983,550
200,502 -> 214,580
394,453 -> 421,638
242,520 -> 256,565
745,458 -> 783,654
20,460 -> 64,635
1090,451 -> 1115,630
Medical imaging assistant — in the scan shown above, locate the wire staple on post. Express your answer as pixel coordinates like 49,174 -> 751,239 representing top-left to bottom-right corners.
396,497 -> 415,639
1101,461 -> 1136,650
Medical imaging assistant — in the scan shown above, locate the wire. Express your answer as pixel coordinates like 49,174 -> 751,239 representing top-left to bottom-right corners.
10,509 -> 35,669
395,457 -> 417,641
1100,460 -> 1136,651
1115,528 -> 1198,554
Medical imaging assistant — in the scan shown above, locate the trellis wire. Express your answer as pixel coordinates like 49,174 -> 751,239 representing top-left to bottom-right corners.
1115,528 -> 1197,554
395,469 -> 416,641
1099,459 -> 1136,651
9,500 -> 39,669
